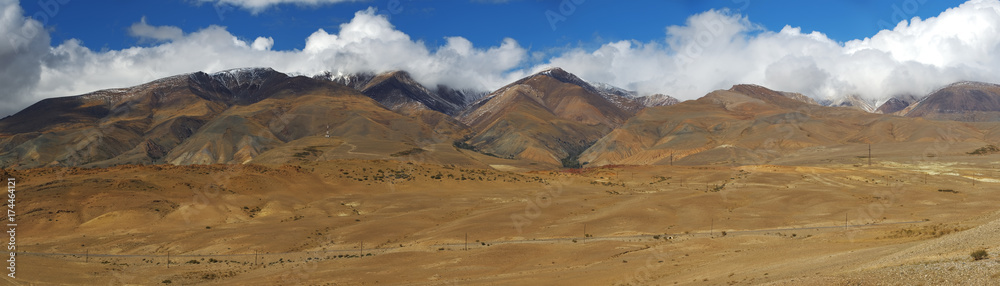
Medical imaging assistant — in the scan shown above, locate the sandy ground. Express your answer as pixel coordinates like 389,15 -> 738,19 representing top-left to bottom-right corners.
2,147 -> 1000,285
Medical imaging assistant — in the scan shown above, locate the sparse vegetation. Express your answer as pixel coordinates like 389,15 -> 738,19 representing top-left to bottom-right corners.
709,183 -> 726,192
968,145 -> 1000,155
592,180 -> 625,187
21,152 -> 1000,284
971,249 -> 989,261
293,146 -> 326,158
650,176 -> 671,184
453,141 -> 476,151
390,148 -> 425,157
883,223 -> 967,239
452,140 -> 507,158
561,153 -> 583,169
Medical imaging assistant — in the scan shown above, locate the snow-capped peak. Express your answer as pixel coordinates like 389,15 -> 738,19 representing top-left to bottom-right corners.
207,67 -> 278,90
209,67 -> 276,85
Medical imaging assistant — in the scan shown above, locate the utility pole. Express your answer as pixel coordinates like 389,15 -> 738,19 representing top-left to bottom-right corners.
254,250 -> 258,266
360,241 -> 363,257
465,233 -> 468,251
167,251 -> 170,268
670,153 -> 673,166
710,218 -> 714,237
86,249 -> 89,263
583,224 -> 587,244
868,144 -> 872,167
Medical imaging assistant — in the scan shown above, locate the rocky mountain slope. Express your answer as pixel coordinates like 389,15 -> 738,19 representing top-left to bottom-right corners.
875,94 -> 920,114
320,70 -> 486,115
579,84 -> 991,166
0,68 -> 469,168
4,67 -> 1000,169
902,81 -> 1000,121
457,68 -> 634,166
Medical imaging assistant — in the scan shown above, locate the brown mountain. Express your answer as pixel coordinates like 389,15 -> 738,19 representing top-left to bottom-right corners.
636,93 -> 681,108
322,70 -> 481,116
457,68 -> 632,166
877,96 -> 915,114
355,71 -> 465,115
580,84 -> 988,166
0,68 -> 469,168
825,94 -> 877,112
778,91 -> 818,105
8,67 -> 999,170
903,81 -> 1000,121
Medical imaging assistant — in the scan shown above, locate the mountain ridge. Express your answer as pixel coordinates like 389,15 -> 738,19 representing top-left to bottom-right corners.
3,67 -> 1000,169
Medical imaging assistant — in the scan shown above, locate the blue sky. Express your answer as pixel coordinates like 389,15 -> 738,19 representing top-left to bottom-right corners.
24,0 -> 964,53
3,0 -> 998,117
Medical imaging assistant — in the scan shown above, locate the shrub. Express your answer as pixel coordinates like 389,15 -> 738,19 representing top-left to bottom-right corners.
186,259 -> 200,264
162,280 -> 172,284
390,148 -> 425,157
453,141 -> 476,151
560,152 -> 584,169
972,249 -> 989,261
968,145 -> 1000,155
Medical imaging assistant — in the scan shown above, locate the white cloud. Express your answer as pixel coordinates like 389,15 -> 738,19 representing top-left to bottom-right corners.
198,0 -> 359,14
251,36 -> 274,51
538,1 -> 1000,102
129,17 -> 184,42
0,0 -> 49,116
0,7 -> 528,115
3,0 -> 1000,117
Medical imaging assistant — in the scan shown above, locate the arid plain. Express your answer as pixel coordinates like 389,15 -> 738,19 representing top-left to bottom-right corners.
4,141 -> 999,285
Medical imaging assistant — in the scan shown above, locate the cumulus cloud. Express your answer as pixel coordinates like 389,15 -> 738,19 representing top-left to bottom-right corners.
197,0 -> 359,13
539,1 -> 1000,102
0,0 -> 49,116
250,37 -> 274,51
129,17 -> 185,42
3,0 -> 1000,117
0,6 -> 528,116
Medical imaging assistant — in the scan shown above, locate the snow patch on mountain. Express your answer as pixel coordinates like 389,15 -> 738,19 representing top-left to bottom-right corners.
81,74 -> 190,105
208,67 -> 277,93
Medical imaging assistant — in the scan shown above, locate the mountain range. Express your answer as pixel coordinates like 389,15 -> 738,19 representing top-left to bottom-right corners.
1,67 -> 999,169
